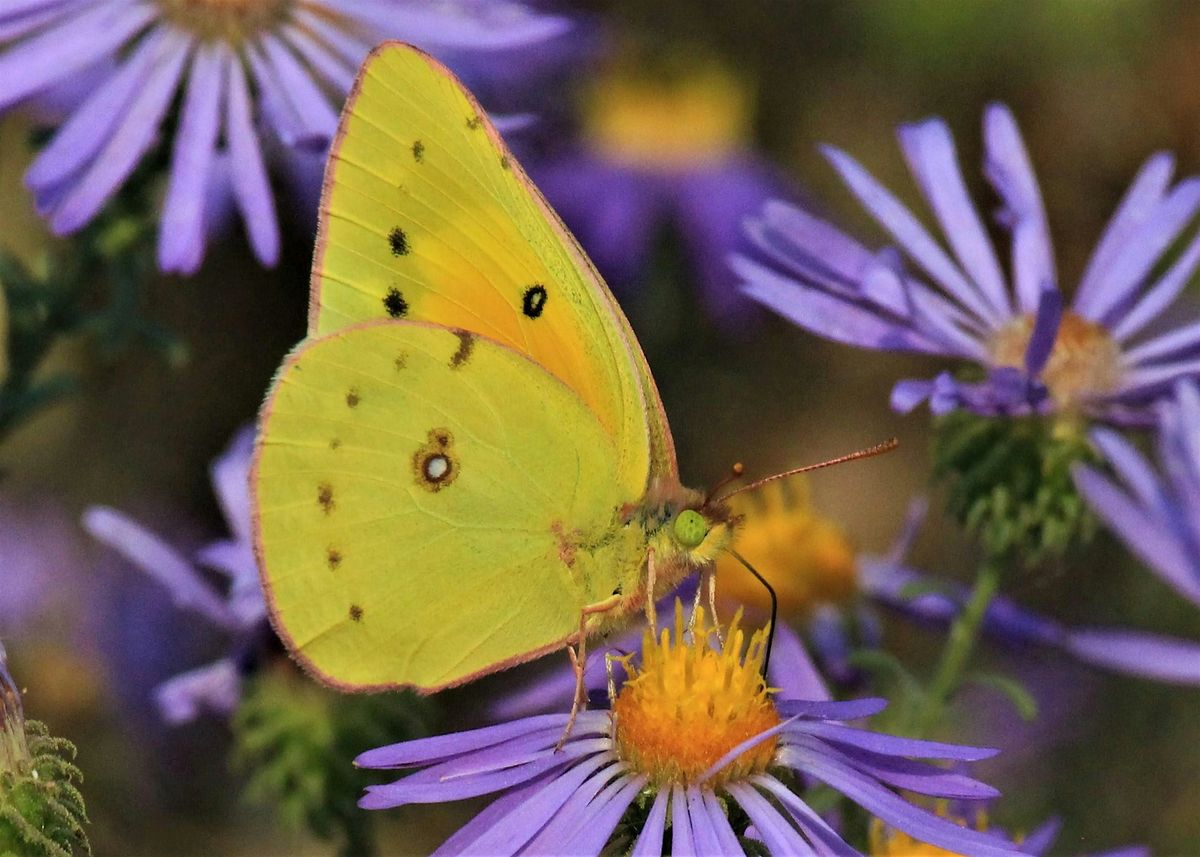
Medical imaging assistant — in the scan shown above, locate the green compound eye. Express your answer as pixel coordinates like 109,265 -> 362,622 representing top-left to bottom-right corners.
673,509 -> 709,549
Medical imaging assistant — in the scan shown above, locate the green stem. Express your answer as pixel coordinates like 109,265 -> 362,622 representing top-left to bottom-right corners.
914,556 -> 1003,736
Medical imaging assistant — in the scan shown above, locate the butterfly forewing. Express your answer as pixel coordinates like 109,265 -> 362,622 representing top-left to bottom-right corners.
310,44 -> 677,499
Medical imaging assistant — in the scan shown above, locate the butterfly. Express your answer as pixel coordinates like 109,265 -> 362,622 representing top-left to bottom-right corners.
251,43 -> 741,704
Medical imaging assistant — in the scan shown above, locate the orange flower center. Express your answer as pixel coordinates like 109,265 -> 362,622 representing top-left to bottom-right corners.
156,0 -> 293,42
582,56 -> 753,171
613,604 -> 781,789
989,311 -> 1123,408
715,480 -> 859,619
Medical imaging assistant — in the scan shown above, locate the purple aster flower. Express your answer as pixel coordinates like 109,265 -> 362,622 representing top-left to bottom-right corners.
82,425 -> 264,723
737,103 -> 1200,421
358,605 -> 1023,856
0,497 -> 92,636
872,809 -> 1148,857
717,485 -> 1200,686
1073,379 -> 1200,615
534,52 -> 792,332
0,0 -> 570,274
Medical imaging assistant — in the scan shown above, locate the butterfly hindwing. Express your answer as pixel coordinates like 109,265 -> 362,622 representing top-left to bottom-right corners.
310,43 -> 677,499
253,321 -> 645,691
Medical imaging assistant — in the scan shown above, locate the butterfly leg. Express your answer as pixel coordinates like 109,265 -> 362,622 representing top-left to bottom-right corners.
707,567 -> 725,647
685,572 -> 705,637
557,594 -> 622,751
644,548 -> 658,633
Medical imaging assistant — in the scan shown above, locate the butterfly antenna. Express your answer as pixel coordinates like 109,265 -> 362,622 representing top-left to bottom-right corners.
706,462 -> 745,502
726,548 -> 777,679
714,438 -> 899,504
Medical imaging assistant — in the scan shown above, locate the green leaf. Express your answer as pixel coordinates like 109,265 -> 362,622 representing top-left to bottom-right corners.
965,672 -> 1040,721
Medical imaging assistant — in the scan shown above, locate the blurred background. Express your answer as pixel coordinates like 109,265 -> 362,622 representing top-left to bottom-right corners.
1,0 -> 1199,853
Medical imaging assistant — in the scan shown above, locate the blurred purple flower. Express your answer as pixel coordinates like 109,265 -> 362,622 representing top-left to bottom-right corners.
860,499 -> 1200,687
534,57 -> 791,332
872,809 -> 1148,857
1073,380 -> 1200,615
358,609 -> 1021,857
0,497 -> 93,637
0,0 -> 570,274
737,103 -> 1200,421
82,425 -> 262,723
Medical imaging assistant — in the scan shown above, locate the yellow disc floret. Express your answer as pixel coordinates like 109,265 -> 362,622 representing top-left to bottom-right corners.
989,311 -> 1123,410
156,0 -> 292,43
582,54 -> 753,171
613,602 -> 781,789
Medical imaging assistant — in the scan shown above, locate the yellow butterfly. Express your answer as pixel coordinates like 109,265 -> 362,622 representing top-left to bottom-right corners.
252,43 -> 739,700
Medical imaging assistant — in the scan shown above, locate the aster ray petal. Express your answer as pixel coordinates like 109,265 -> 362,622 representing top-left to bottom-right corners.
244,41 -> 321,148
49,29 -> 192,234
1076,178 -> 1200,324
680,788 -> 725,856
260,31 -> 339,141
769,622 -> 831,701
0,1 -> 89,52
432,732 -> 608,782
554,774 -> 647,856
521,762 -> 629,850
1063,628 -> 1200,684
701,789 -> 747,856
332,1 -> 571,51
24,26 -> 163,194
671,784 -> 696,857
903,276 -> 991,359
355,712 -> 591,767
789,721 -> 998,762
207,425 -> 254,546
983,103 -> 1056,312
159,42 -> 225,274
1024,287 -> 1063,374
82,506 -> 237,630
153,658 -> 240,724
1079,465 -> 1200,605
1076,152 -> 1175,307
224,51 -> 280,266
747,201 -> 883,298
282,24 -> 356,93
821,145 -> 999,328
290,6 -> 373,67
430,772 -> 558,856
1089,429 -> 1168,513
630,787 -> 669,857
890,379 -> 935,413
775,698 -> 889,720
459,753 -> 618,855
897,117 -> 1010,319
358,744 -> 589,808
796,754 -> 1024,856
752,776 -> 862,857
727,782 -> 819,856
698,715 -> 804,786
1018,817 -> 1063,856
0,0 -> 151,111
1122,319 -> 1200,367
781,739 -> 1000,800
735,257 -> 941,354
0,0 -> 78,19
1111,232 -> 1200,342
1113,357 -> 1200,401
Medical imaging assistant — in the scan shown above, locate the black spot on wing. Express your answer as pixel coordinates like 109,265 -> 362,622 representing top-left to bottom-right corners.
522,284 -> 547,318
413,429 -> 457,492
383,287 -> 409,317
349,604 -> 363,622
450,329 -> 475,368
346,388 -> 360,408
327,548 -> 342,570
317,483 -> 335,514
466,115 -> 482,130
500,155 -> 510,171
412,140 -> 425,162
388,228 -> 409,257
